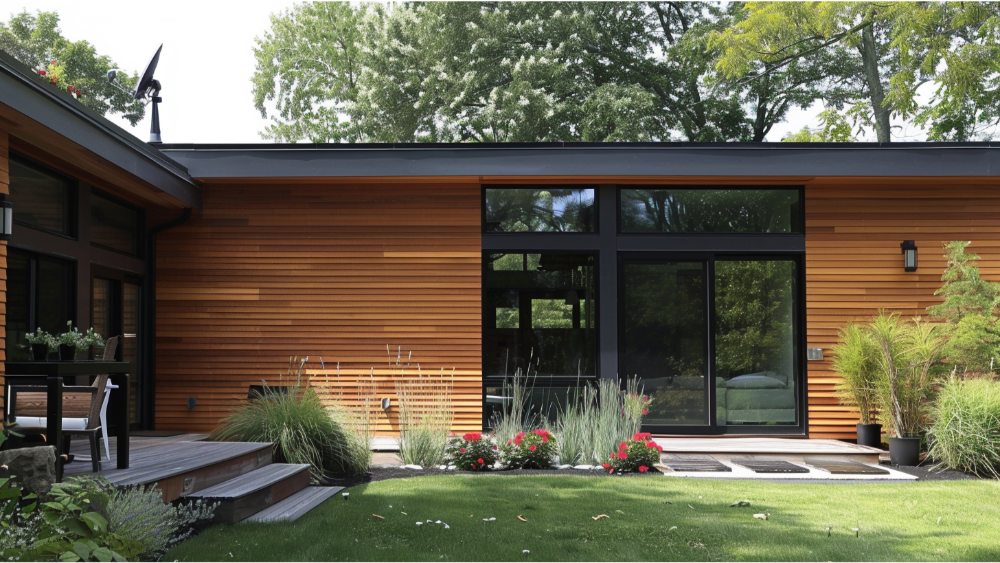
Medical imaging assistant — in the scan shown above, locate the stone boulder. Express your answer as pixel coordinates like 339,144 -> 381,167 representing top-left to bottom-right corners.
0,446 -> 56,497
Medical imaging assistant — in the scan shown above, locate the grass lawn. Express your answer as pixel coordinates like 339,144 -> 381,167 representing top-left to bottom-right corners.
165,475 -> 1000,561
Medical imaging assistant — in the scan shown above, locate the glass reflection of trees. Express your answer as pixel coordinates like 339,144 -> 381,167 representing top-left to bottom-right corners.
485,188 -> 595,232
714,260 -> 795,381
484,253 -> 596,377
621,189 -> 799,233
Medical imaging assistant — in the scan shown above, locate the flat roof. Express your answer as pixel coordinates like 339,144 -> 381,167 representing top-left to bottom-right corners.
159,142 -> 1000,179
0,51 -> 201,209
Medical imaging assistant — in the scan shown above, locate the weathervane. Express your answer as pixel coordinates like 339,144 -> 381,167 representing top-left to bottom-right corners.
108,44 -> 164,143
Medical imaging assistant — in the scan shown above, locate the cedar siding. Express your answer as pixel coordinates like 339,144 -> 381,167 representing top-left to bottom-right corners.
804,178 -> 1000,439
153,180 -> 482,433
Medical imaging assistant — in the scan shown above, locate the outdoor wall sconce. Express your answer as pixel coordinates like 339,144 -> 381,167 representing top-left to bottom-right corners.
900,240 -> 917,272
381,397 -> 391,411
0,194 -> 12,241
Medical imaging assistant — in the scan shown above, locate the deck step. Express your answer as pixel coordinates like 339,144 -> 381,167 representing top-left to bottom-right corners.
98,441 -> 273,502
245,486 -> 343,523
185,463 -> 311,524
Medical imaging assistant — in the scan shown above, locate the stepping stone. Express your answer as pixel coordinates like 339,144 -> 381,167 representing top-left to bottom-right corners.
660,454 -> 732,472
730,456 -> 810,473
802,457 -> 890,475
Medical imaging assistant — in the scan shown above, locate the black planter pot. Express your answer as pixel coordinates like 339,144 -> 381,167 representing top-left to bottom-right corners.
31,344 -> 50,361
857,423 -> 883,448
889,436 -> 921,466
59,344 -> 76,361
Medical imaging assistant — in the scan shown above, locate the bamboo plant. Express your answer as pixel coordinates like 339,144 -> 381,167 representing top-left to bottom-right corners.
832,322 -> 881,425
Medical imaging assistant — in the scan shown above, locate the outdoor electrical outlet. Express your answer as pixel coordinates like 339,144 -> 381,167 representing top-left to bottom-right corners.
187,397 -> 196,409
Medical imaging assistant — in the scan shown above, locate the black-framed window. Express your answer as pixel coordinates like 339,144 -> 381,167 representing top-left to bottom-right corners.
620,188 -> 800,234
484,186 -> 596,233
9,153 -> 77,238
5,248 -> 76,361
483,252 -> 596,378
91,189 -> 144,257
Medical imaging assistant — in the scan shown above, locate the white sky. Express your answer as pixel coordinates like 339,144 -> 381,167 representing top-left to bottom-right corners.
7,1 -> 933,144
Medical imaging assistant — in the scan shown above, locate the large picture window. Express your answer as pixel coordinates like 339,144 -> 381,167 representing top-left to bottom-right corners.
620,188 -> 800,233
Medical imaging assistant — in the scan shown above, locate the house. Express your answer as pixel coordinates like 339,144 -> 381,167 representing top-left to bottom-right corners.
3,49 -> 999,442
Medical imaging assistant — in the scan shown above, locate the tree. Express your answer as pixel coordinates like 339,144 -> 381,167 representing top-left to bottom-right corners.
781,108 -> 856,142
252,2 -> 810,143
927,241 -> 1000,374
0,11 -> 145,125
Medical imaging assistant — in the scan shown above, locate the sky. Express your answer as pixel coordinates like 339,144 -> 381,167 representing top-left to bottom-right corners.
5,1 -> 919,144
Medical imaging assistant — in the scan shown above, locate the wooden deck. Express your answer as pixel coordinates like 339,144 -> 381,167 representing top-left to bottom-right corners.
64,433 -> 211,478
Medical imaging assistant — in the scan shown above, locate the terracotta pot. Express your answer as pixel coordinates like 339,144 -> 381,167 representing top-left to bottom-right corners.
856,423 -> 883,448
889,436 -> 920,466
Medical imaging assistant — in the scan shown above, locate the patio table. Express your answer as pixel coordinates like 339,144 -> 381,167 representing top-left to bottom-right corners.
4,361 -> 131,478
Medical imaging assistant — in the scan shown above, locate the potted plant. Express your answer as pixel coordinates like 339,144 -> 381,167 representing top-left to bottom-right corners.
868,312 -> 946,466
24,328 -> 56,361
832,322 -> 883,447
57,322 -> 103,361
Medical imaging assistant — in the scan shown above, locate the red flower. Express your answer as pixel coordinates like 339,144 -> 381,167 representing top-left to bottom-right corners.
478,458 -> 484,464
609,468 -> 615,474
639,466 -> 648,472
464,432 -> 481,441
646,442 -> 657,449
642,409 -> 649,415
493,445 -> 498,450
38,70 -> 47,76
602,463 -> 610,469
529,445 -> 537,452
459,448 -> 466,453
610,453 -> 616,459
618,442 -> 628,451
633,433 -> 643,441
508,439 -> 512,445
656,445 -> 663,452
618,451 -> 628,460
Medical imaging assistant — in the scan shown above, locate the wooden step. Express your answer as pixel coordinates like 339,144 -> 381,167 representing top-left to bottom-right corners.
185,464 -> 311,524
245,486 -> 343,523
97,441 -> 273,502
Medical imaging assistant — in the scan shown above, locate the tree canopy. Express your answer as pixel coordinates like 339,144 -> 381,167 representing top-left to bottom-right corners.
0,11 -> 145,126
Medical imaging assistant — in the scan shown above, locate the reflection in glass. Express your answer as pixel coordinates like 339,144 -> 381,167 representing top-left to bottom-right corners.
485,187 -> 595,232
92,192 -> 142,255
621,261 -> 707,425
620,188 -> 799,233
5,250 -> 75,361
484,253 -> 595,377
714,260 -> 797,425
9,157 -> 74,237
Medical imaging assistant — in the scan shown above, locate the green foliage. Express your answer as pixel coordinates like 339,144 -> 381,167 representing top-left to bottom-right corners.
251,2 -> 809,142
549,377 -> 646,466
446,433 -> 498,471
781,109 -> 857,142
868,312 -> 947,438
500,429 -> 556,469
928,241 -> 1000,374
832,322 -> 882,425
928,376 -> 1000,478
1,476 -> 42,559
0,11 -> 145,125
24,327 -> 57,349
604,432 -> 662,473
1,419 -> 24,450
211,385 -> 371,480
32,478 -> 136,562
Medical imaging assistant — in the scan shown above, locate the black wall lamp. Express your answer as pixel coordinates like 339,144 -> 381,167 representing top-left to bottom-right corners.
901,240 -> 917,272
0,194 -> 12,241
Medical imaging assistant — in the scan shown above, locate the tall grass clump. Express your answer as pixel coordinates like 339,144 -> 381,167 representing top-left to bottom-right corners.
832,322 -> 882,424
552,377 -> 646,465
211,385 -> 370,481
928,376 -> 1000,477
490,367 -> 539,448
395,369 -> 454,466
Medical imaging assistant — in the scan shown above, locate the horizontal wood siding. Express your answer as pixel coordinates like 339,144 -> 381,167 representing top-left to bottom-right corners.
154,182 -> 482,434
805,180 -> 1000,439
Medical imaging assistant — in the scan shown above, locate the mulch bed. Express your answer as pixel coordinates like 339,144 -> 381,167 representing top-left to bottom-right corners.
886,460 -> 983,481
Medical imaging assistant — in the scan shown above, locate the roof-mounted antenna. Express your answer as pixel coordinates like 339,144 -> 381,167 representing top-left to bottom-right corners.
132,44 -> 163,143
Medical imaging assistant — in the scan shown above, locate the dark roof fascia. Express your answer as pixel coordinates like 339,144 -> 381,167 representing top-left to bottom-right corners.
158,142 -> 1000,179
0,50 -> 201,209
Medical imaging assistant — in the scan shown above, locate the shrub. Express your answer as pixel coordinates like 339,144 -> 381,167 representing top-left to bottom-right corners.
501,429 -> 556,469
832,322 -> 882,424
552,377 -> 648,466
489,367 -> 538,449
104,483 -> 218,559
928,377 -> 1000,477
395,370 -> 454,467
447,432 -> 498,471
603,432 -> 662,474
212,385 -> 370,480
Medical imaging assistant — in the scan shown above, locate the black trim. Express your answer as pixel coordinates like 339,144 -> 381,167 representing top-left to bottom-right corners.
160,143 -> 1000,179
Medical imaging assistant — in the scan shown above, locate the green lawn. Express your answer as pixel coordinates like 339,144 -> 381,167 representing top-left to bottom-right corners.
165,475 -> 1000,562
